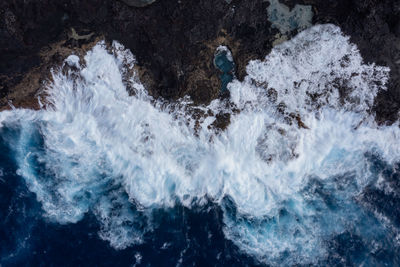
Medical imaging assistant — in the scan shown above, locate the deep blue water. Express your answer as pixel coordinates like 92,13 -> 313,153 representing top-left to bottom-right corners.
0,125 -> 261,267
1,124 -> 400,266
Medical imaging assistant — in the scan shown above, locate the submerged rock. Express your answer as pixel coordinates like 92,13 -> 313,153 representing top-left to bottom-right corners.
267,0 -> 313,34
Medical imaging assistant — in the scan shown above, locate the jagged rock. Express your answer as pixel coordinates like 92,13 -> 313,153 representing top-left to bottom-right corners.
0,0 -> 399,124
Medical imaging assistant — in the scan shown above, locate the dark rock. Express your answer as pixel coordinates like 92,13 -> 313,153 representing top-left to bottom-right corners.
0,0 -> 275,108
303,0 -> 400,124
120,0 -> 157,7
0,0 -> 399,124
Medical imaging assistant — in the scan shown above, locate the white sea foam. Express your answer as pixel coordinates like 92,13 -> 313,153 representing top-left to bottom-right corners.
1,24 -> 399,264
215,45 -> 234,62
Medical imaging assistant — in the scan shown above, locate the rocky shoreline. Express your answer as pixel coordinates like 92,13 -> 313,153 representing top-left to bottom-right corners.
1,0 -> 399,123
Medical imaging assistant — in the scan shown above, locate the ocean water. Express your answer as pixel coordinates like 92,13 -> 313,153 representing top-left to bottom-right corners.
1,24 -> 400,266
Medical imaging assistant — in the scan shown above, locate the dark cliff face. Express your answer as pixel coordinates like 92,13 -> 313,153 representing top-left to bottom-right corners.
0,0 -> 399,123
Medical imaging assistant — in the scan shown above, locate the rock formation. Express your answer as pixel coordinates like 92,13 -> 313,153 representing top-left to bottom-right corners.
0,0 -> 399,123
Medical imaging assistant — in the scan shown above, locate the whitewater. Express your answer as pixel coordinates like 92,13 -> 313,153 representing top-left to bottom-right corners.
1,24 -> 400,265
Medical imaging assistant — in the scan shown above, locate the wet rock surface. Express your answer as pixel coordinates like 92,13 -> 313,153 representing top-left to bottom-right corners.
305,0 -> 400,124
0,0 -> 399,123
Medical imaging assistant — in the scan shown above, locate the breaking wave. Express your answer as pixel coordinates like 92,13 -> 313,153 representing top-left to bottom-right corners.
1,24 -> 400,265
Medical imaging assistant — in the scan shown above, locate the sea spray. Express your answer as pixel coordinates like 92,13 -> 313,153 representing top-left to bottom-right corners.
1,24 -> 399,265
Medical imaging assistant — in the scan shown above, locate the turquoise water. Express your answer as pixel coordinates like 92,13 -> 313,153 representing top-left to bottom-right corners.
214,48 -> 235,92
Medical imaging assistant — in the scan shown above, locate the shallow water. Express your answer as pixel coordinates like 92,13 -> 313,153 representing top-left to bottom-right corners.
214,46 -> 235,92
1,24 -> 400,266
